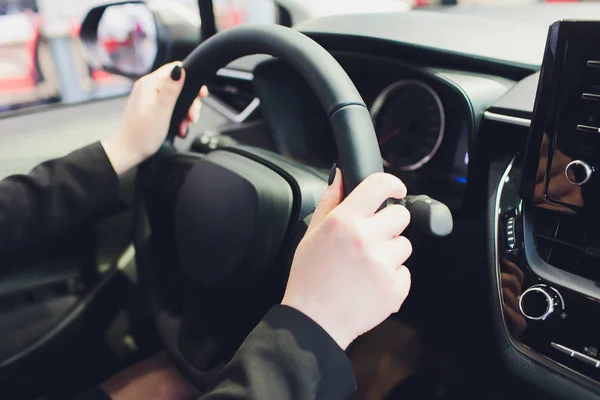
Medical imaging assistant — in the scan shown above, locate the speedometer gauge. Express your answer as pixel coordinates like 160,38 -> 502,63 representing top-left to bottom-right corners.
371,80 -> 445,171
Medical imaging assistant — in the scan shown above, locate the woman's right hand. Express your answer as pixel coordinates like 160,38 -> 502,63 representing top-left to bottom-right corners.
282,169 -> 412,350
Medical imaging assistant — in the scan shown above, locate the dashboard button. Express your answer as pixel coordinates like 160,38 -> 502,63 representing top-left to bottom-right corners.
582,93 -> 600,101
551,342 -> 575,357
573,351 -> 600,368
576,124 -> 600,134
506,216 -> 517,252
551,343 -> 600,368
565,160 -> 594,186
519,285 -> 563,321
587,60 -> 600,68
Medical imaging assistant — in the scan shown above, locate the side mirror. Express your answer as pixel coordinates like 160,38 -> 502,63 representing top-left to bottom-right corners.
80,1 -> 201,79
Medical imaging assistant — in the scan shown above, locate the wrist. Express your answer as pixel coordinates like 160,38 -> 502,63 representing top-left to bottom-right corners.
103,133 -> 145,176
280,298 -> 354,350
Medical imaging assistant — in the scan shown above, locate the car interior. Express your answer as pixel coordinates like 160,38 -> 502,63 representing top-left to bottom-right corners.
3,1 -> 600,399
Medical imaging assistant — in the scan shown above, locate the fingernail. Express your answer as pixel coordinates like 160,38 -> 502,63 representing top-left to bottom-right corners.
171,65 -> 182,81
328,163 -> 337,185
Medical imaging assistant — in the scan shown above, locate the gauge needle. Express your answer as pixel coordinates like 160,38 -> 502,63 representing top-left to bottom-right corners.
378,128 -> 401,145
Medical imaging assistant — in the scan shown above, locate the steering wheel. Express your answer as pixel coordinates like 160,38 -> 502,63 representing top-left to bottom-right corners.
134,24 -> 383,389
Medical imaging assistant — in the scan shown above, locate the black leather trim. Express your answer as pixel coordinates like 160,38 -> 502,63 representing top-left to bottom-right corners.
329,104 -> 383,195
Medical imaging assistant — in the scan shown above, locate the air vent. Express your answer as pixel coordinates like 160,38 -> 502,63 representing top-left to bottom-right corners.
209,69 -> 256,112
202,69 -> 260,123
533,208 -> 600,282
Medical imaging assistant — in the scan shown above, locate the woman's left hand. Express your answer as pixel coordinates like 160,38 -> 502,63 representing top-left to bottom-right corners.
104,61 -> 208,176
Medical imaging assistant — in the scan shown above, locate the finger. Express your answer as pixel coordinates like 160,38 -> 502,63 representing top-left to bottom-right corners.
369,204 -> 410,238
504,303 -> 527,337
380,236 -> 413,269
502,287 -> 520,312
179,120 -> 189,138
392,265 -> 411,312
200,85 -> 209,98
152,60 -> 184,80
186,97 -> 202,124
504,261 -> 524,287
307,167 -> 344,234
500,272 -> 521,296
339,173 -> 407,216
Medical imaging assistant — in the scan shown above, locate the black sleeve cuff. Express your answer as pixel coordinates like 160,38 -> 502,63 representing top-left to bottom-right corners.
69,141 -> 120,209
263,305 -> 357,398
72,386 -> 111,400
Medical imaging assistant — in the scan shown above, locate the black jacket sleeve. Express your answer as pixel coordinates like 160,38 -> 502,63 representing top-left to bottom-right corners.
73,306 -> 355,400
201,305 -> 356,400
0,142 -> 120,259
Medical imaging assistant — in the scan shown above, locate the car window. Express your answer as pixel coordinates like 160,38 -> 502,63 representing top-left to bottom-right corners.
0,0 -> 197,117
212,0 -> 585,33
213,0 -> 277,30
0,0 -> 585,117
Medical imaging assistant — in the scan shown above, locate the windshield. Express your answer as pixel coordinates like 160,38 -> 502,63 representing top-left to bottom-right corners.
212,0 -> 588,31
0,0 -> 589,117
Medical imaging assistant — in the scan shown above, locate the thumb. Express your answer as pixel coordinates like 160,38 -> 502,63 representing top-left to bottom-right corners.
307,166 -> 344,234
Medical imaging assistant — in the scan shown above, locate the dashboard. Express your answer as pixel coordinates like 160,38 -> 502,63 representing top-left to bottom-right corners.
196,5 -> 600,399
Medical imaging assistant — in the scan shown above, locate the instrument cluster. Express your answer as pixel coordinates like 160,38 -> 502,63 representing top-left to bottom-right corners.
363,76 -> 470,211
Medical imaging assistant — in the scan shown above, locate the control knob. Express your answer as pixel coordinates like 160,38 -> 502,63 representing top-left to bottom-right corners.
565,160 -> 594,186
519,285 -> 564,321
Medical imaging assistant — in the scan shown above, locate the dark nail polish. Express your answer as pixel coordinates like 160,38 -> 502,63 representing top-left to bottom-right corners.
328,163 -> 337,185
171,65 -> 182,81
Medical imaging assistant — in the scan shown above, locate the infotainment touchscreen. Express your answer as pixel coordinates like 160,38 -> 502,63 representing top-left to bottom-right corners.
521,21 -> 600,215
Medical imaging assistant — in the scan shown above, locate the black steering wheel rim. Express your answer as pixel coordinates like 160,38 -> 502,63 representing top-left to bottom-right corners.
135,24 -> 383,389
168,24 -> 383,194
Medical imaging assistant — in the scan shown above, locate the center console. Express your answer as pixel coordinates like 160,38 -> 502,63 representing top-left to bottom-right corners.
496,21 -> 600,392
